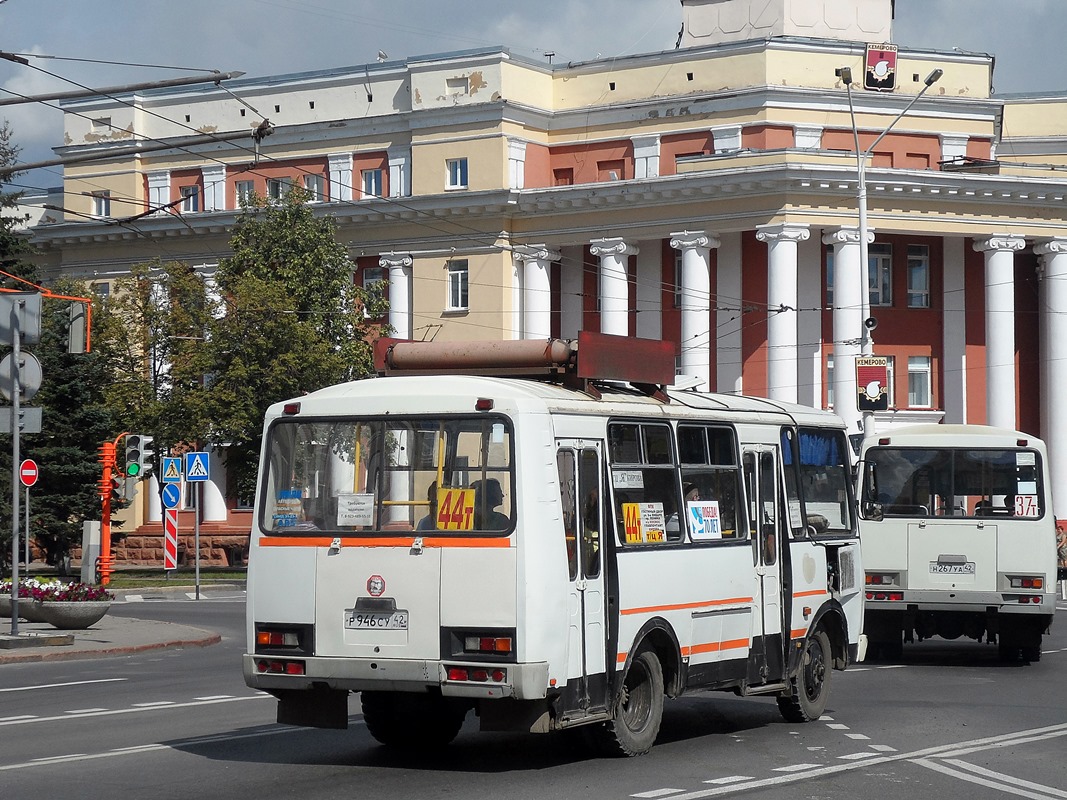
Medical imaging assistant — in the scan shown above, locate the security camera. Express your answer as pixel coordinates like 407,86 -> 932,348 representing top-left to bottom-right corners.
864,316 -> 878,331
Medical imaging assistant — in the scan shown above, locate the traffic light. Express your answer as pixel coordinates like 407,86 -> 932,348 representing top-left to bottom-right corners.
125,434 -> 155,479
110,475 -> 124,504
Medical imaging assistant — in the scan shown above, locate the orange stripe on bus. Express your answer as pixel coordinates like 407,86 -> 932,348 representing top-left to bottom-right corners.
621,597 -> 753,616
790,628 -> 810,639
625,637 -> 751,664
793,589 -> 829,599
260,536 -> 511,549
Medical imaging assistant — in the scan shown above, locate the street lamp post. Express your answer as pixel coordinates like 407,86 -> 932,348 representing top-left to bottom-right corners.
837,65 -> 943,439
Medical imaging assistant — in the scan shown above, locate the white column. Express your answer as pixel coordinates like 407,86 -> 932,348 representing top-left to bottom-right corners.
671,231 -> 719,389
147,170 -> 170,213
147,476 -> 161,523
942,237 -> 967,423
796,234 -> 822,408
824,227 -> 873,434
758,224 -> 809,404
513,245 -> 560,339
559,245 -> 584,338
974,235 -> 1024,429
635,244 -> 662,341
716,232 -> 743,395
328,153 -> 353,202
203,448 -> 228,522
590,237 -> 638,337
380,253 -> 413,339
388,146 -> 411,197
200,165 -> 225,211
1035,238 -> 1067,522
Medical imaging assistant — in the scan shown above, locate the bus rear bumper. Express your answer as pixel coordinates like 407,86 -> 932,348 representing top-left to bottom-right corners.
243,654 -> 551,700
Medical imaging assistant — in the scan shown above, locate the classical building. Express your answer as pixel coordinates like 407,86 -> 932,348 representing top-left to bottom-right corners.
22,0 -> 1067,555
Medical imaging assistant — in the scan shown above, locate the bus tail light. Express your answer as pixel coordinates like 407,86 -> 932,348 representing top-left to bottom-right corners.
256,659 -> 306,675
865,573 -> 898,587
1017,596 -> 1042,604
257,630 -> 301,648
446,665 -> 507,683
865,591 -> 903,602
464,636 -> 513,655
1008,576 -> 1044,590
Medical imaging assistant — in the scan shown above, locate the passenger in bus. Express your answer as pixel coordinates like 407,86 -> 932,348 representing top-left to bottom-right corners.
473,478 -> 510,530
417,481 -> 439,531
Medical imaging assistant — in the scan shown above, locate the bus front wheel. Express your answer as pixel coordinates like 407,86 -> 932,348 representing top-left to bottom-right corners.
777,630 -> 832,723
590,650 -> 664,757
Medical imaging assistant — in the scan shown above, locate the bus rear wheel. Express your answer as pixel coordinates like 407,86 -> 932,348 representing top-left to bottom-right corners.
360,691 -> 466,748
589,650 -> 664,757
777,630 -> 832,723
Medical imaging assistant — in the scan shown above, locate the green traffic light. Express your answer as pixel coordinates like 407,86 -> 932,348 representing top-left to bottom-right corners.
126,462 -> 141,478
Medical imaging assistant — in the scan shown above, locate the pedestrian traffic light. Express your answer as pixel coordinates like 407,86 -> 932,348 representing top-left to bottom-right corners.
110,475 -> 124,504
138,435 -> 155,479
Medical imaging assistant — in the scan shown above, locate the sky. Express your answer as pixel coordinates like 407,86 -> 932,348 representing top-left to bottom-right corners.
1,0 -> 1065,192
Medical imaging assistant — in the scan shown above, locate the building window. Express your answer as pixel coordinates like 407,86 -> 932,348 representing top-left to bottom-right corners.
446,259 -> 469,311
446,77 -> 469,96
826,355 -> 834,408
235,180 -> 255,205
554,168 -> 574,186
673,252 -> 682,308
91,191 -> 111,218
267,178 -> 294,199
907,245 -> 930,308
598,160 -> 624,181
884,355 -> 896,408
362,265 -> 385,290
908,355 -> 932,408
446,158 -> 468,190
869,243 -> 893,307
362,168 -> 383,198
303,174 -> 326,202
180,185 -> 200,213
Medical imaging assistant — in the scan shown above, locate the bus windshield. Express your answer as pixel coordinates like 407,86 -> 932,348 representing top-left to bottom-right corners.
260,415 -> 514,535
861,447 -> 1044,519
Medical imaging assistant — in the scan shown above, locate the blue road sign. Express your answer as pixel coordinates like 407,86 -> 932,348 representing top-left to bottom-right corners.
185,452 -> 210,482
161,456 -> 182,483
161,482 -> 182,509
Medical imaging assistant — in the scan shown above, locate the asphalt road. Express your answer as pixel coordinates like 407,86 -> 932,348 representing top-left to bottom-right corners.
2,595 -> 1065,800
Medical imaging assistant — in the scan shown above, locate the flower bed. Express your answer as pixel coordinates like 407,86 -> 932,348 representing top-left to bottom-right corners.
1,579 -> 114,626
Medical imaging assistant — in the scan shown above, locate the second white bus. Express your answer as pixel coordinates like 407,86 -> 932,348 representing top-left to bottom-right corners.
858,424 -> 1057,661
244,335 -> 866,755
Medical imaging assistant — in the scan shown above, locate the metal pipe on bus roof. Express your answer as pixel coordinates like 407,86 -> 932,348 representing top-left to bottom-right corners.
383,338 -> 575,372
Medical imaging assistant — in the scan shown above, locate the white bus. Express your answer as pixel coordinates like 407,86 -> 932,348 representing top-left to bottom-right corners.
244,334 -> 865,756
857,424 -> 1058,661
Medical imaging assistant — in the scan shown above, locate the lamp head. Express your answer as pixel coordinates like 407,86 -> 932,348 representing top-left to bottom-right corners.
924,68 -> 944,86
836,66 -> 853,84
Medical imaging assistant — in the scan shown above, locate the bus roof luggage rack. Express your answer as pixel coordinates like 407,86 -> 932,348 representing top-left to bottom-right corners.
374,331 -> 676,401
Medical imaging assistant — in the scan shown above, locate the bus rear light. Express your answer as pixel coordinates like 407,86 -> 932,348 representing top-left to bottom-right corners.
866,591 -> 903,602
1017,596 -> 1042,604
1008,576 -> 1043,589
257,630 -> 300,648
282,402 -> 301,415
464,636 -> 513,654
255,659 -> 306,675
475,398 -> 495,411
446,665 -> 507,683
865,573 -> 897,586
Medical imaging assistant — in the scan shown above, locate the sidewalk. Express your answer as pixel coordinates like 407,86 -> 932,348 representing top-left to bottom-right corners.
0,583 -> 233,665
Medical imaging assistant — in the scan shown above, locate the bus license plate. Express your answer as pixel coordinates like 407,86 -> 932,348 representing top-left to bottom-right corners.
930,562 -> 975,574
345,610 -> 409,630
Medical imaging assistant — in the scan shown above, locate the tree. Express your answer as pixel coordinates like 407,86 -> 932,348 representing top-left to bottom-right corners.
179,189 -> 387,498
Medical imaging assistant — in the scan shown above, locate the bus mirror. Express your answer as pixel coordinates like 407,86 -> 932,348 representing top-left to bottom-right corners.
862,502 -> 884,521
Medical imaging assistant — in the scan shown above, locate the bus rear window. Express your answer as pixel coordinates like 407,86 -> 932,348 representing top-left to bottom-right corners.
260,415 -> 514,535
861,447 -> 1043,519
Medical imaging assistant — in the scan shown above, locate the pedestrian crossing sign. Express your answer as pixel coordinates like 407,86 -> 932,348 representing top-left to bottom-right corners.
161,457 -> 182,483
185,452 -> 210,482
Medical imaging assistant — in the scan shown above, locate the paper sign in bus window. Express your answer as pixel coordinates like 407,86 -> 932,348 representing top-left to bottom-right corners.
436,488 -> 475,530
622,502 -> 666,544
1015,494 -> 1039,517
687,500 -> 722,541
613,470 -> 645,490
272,488 -> 303,528
337,493 -> 375,527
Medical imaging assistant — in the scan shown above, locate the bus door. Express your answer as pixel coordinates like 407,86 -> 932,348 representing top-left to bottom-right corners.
743,447 -> 785,682
556,443 -> 607,711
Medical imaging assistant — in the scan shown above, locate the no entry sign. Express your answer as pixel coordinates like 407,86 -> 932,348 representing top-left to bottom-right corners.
19,458 -> 39,487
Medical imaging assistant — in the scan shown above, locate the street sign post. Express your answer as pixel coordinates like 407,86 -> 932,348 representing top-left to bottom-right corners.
184,452 -> 209,599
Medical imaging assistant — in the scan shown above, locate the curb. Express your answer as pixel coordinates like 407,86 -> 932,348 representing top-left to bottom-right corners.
0,628 -> 222,665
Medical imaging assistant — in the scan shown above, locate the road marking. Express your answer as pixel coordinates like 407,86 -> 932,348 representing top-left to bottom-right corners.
915,758 -> 1067,800
64,708 -> 108,715
0,694 -> 270,727
0,716 -> 36,722
838,752 -> 879,760
632,790 -> 684,798
0,678 -> 127,693
702,777 -> 752,785
773,764 -> 820,772
845,733 -> 871,740
869,744 -> 897,752
193,695 -> 235,701
132,701 -> 176,708
826,723 -> 850,730
123,595 -> 144,602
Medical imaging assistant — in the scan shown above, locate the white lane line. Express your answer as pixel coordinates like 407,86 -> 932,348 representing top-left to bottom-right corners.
915,759 -> 1066,800
0,678 -> 127,693
818,715 -> 835,721
123,595 -> 145,602
773,764 -> 820,773
826,723 -> 850,730
0,694 -> 270,727
64,708 -> 108,715
702,777 -> 753,785
132,701 -> 176,708
632,790 -> 684,798
876,665 -> 908,670
845,733 -> 871,740
838,752 -> 880,760
869,744 -> 898,752
0,716 -> 37,722
941,759 -> 1067,799
193,695 -> 235,701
